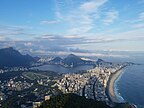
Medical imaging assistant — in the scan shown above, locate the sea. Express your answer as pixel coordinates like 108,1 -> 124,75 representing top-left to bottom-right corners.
117,64 -> 144,108
101,53 -> 144,108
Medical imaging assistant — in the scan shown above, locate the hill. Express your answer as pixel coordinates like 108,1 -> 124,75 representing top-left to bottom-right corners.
40,93 -> 111,108
96,58 -> 112,66
49,54 -> 116,68
39,93 -> 135,108
49,57 -> 63,64
0,47 -> 36,68
62,54 -> 93,67
62,54 -> 84,66
40,93 -> 135,108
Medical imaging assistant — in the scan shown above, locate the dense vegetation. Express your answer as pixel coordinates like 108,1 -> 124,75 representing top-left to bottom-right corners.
40,93 -> 134,108
40,93 -> 111,108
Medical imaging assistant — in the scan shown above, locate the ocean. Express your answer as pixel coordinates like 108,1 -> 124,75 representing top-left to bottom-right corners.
117,65 -> 144,108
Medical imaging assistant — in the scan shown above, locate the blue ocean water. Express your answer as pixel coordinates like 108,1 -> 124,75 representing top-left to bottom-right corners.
118,65 -> 144,107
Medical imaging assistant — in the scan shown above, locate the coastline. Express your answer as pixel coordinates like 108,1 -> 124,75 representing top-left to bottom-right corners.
107,67 -> 125,103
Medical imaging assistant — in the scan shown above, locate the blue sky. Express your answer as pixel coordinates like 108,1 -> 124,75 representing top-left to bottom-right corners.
0,0 -> 144,54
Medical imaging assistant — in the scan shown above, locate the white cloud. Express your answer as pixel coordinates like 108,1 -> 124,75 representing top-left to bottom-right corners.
63,35 -> 81,39
0,36 -> 6,41
0,25 -> 35,41
80,0 -> 108,13
80,1 -> 98,11
40,20 -> 59,24
54,0 -> 109,35
103,10 -> 119,25
24,42 -> 33,46
139,12 -> 144,21
131,12 -> 144,28
126,12 -> 144,23
126,12 -> 144,29
69,25 -> 93,35
109,28 -> 144,40
41,34 -> 57,39
133,23 -> 144,28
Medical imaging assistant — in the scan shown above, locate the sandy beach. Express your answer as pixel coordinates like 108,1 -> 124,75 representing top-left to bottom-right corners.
107,68 -> 124,103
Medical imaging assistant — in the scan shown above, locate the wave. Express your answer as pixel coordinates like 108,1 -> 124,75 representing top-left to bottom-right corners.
114,69 -> 126,103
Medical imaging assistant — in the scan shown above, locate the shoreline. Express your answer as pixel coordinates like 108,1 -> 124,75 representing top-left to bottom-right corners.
106,66 -> 126,103
114,69 -> 125,102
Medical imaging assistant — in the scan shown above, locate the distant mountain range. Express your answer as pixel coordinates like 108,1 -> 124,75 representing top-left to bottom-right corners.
49,54 -> 114,68
49,54 -> 95,68
0,47 -> 36,68
0,47 -> 113,69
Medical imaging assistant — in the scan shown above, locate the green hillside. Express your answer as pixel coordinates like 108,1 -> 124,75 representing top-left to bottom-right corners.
40,93 -> 135,108
40,93 -> 111,108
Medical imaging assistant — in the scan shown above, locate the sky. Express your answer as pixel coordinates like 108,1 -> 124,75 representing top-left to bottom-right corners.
0,0 -> 144,55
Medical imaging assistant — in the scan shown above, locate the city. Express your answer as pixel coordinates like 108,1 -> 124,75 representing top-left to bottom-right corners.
0,58 -> 132,108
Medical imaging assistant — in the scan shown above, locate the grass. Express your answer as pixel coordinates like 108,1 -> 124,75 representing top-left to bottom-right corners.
22,72 -> 49,80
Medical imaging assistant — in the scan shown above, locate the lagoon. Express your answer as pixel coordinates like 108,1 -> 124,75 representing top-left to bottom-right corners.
31,64 -> 94,73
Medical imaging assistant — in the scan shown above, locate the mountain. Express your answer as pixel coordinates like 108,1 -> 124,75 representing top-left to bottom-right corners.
63,54 -> 83,64
0,47 -> 36,68
62,54 -> 91,67
96,58 -> 112,66
40,93 -> 111,108
49,54 -> 115,68
49,57 -> 63,64
49,54 -> 95,68
96,58 -> 105,65
34,56 -> 41,61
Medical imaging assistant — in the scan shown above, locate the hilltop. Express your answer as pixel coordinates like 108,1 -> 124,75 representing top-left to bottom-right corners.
40,93 -> 111,108
40,93 -> 134,108
0,47 -> 36,68
49,54 -> 94,68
